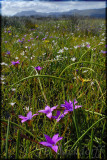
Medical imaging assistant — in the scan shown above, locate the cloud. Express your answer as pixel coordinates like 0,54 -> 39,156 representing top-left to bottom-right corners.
1,1 -> 106,16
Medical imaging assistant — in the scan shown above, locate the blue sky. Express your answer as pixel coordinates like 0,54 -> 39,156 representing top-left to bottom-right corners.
0,1 -> 106,16
0,0 -> 106,1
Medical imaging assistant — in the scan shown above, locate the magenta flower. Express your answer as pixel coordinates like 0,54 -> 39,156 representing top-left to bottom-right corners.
6,51 -> 10,55
18,111 -> 38,123
39,133 -> 63,153
86,44 -> 90,48
38,105 -> 57,119
61,99 -> 82,112
11,60 -> 20,65
34,66 -> 42,71
52,110 -> 67,122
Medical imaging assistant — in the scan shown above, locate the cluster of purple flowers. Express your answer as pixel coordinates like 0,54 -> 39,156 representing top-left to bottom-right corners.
18,99 -> 82,153
11,60 -> 20,65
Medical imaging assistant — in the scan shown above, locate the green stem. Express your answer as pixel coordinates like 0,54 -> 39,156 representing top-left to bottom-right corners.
59,61 -> 105,77
9,75 -> 72,88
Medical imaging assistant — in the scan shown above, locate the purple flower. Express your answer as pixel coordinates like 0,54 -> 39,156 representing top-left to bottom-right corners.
5,41 -> 8,43
42,38 -> 46,40
18,39 -> 23,43
8,31 -> 11,33
38,105 -> 57,119
11,60 -> 20,65
36,36 -> 39,39
39,133 -> 63,153
61,99 -> 82,112
18,111 -> 38,123
34,66 -> 42,71
49,36 -> 53,38
6,51 -> 10,55
101,50 -> 107,54
86,44 -> 90,48
52,110 -> 67,122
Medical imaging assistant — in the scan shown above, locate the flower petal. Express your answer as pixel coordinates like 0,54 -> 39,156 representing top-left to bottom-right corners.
52,145 -> 58,153
45,106 -> 51,112
75,105 -> 82,109
44,134 -> 54,144
73,99 -> 78,105
55,137 -> 63,143
51,105 -> 58,111
46,112 -> 52,119
21,118 -> 28,123
39,142 -> 52,147
52,111 -> 61,119
32,113 -> 39,117
60,104 -> 65,108
52,134 -> 59,143
38,109 -> 46,113
63,110 -> 69,115
27,111 -> 32,120
18,115 -> 26,119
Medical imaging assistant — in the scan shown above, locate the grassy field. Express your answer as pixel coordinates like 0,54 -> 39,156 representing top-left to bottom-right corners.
1,16 -> 106,159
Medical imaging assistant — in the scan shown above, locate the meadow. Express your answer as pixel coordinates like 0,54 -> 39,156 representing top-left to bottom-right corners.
1,15 -> 106,159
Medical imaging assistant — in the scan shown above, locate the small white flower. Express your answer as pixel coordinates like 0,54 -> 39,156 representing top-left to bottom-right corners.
9,102 -> 16,106
73,77 -> 76,79
91,82 -> 94,85
1,81 -> 5,84
15,57 -> 19,59
57,49 -> 64,53
24,106 -> 32,111
81,43 -> 85,47
71,57 -> 76,62
83,70 -> 88,73
74,46 -> 78,49
11,88 -> 16,91
0,77 -> 5,81
86,42 -> 90,45
64,47 -> 68,50
42,53 -> 46,55
1,62 -> 8,66
20,51 -> 25,56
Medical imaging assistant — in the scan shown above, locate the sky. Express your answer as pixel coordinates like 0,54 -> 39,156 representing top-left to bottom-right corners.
0,1 -> 106,16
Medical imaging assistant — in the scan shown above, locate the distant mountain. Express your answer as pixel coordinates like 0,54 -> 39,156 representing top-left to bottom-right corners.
14,8 -> 106,18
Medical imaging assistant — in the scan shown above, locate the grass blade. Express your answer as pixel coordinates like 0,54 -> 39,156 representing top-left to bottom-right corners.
64,117 -> 105,149
5,119 -> 9,159
89,129 -> 94,159
15,129 -> 20,159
